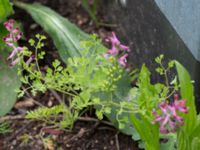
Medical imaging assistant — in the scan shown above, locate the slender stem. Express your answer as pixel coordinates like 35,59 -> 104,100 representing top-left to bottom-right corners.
23,66 -> 45,82
49,89 -> 63,103
159,88 -> 176,102
164,70 -> 169,87
55,88 -> 77,97
101,101 -> 139,113
34,39 -> 42,73
160,63 -> 169,87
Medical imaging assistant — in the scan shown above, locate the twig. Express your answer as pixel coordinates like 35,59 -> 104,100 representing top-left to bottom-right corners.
0,115 -> 113,127
65,128 -> 87,143
66,121 -> 100,143
39,125 -> 65,136
0,115 -> 25,122
115,132 -> 120,150
49,89 -> 63,103
78,117 -> 113,126
22,86 -> 44,107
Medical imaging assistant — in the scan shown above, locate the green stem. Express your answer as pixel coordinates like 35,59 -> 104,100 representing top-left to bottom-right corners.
34,44 -> 41,73
54,88 -> 77,97
101,101 -> 139,113
159,88 -> 176,102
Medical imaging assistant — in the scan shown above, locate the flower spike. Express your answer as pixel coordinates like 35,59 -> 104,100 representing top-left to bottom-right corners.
152,94 -> 188,134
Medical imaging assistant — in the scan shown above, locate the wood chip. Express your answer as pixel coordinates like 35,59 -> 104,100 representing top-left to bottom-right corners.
14,98 -> 35,109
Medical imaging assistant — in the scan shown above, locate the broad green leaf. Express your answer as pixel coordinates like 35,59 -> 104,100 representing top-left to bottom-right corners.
177,130 -> 190,150
0,23 -> 8,47
0,0 -> 13,22
175,61 -> 197,134
191,137 -> 200,150
0,49 -> 21,116
175,61 -> 199,150
0,24 -> 21,116
15,2 -> 90,62
130,114 -> 160,150
105,73 -> 140,140
160,134 -> 177,150
190,115 -> 200,139
137,65 -> 163,110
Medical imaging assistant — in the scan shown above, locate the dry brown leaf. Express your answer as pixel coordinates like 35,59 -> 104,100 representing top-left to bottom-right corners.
14,98 -> 35,109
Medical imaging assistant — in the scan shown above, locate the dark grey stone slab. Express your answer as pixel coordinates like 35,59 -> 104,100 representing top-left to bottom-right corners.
102,0 -> 200,110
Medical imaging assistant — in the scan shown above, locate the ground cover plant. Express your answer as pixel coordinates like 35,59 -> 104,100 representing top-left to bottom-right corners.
0,0 -> 200,149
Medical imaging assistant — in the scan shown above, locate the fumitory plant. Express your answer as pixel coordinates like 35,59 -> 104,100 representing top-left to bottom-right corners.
3,17 -> 200,150
4,19 -> 138,130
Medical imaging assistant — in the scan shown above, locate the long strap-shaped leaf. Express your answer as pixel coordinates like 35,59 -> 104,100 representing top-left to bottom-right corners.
0,1 -> 20,116
175,61 -> 197,134
0,24 -> 21,116
0,0 -> 13,22
15,2 -> 90,62
175,61 -> 198,150
0,49 -> 21,116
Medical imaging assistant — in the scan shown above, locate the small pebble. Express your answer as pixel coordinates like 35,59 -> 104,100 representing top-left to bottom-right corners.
12,140 -> 17,145
47,100 -> 53,107
66,144 -> 71,148
110,140 -> 114,145
30,24 -> 38,30
95,140 -> 98,143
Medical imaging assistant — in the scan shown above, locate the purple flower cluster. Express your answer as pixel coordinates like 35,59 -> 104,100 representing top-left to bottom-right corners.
152,94 -> 188,134
88,0 -> 94,5
106,32 -> 130,67
3,19 -> 23,67
3,19 -> 34,67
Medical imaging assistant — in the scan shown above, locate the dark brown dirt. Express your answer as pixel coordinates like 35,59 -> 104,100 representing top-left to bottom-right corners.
0,0 -> 139,149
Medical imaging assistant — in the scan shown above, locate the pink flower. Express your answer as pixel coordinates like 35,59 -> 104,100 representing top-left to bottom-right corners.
106,32 -> 130,52
118,54 -> 128,67
3,28 -> 22,42
105,32 -> 130,68
152,94 -> 188,134
109,32 -> 121,46
120,44 -> 130,52
89,0 -> 94,5
26,55 -> 35,65
10,58 -> 20,67
4,19 -> 15,31
173,94 -> 188,113
3,19 -> 23,67
160,126 -> 168,134
107,46 -> 119,55
7,47 -> 23,60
